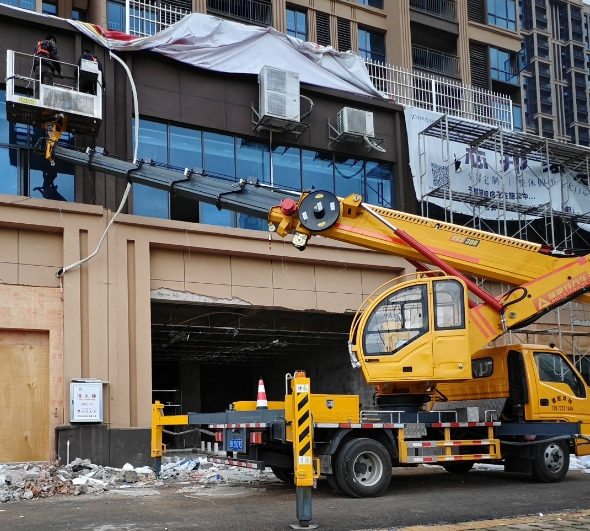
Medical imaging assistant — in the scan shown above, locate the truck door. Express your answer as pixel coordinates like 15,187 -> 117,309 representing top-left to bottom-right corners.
530,350 -> 590,423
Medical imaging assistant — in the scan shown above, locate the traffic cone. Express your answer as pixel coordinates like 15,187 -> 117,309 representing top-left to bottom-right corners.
256,377 -> 268,410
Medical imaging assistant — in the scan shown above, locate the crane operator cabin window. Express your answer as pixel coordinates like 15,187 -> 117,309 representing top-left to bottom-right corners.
363,284 -> 428,356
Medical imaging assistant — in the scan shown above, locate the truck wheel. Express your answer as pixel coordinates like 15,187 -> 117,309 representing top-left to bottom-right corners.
334,438 -> 392,498
271,466 -> 294,484
325,474 -> 344,494
442,462 -> 474,474
531,439 -> 570,483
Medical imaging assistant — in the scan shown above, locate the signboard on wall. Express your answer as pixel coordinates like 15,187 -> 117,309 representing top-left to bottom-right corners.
403,106 -> 590,224
70,380 -> 104,423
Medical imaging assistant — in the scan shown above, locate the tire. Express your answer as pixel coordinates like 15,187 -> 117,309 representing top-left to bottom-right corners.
325,474 -> 344,494
442,462 -> 474,474
531,439 -> 570,483
271,466 -> 294,484
334,438 -> 392,498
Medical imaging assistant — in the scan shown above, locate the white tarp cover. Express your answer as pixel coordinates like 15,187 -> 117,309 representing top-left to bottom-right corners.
68,14 -> 383,99
404,106 -> 590,224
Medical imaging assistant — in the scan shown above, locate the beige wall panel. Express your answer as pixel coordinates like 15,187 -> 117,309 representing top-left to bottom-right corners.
185,252 -> 232,285
271,260 -> 316,291
19,264 -> 61,287
361,269 -> 398,296
184,282 -> 234,300
150,279 -> 185,291
0,262 -> 18,284
274,288 -> 317,311
468,24 -> 522,52
232,285 -> 274,306
315,264 -> 362,294
150,248 -> 185,281
18,230 -> 63,267
317,291 -> 363,313
232,256 -> 273,288
49,330 -> 65,434
0,227 -> 18,263
0,341 -> 49,462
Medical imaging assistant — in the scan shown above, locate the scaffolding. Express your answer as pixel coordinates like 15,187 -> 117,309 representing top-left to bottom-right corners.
418,114 -> 590,382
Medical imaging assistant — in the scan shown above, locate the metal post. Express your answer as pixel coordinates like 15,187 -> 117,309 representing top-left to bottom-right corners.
499,128 -> 507,236
290,371 -> 318,530
125,0 -> 131,34
545,139 -> 556,248
431,78 -> 437,113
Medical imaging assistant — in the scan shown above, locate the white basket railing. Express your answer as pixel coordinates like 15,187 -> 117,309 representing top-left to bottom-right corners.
365,60 -> 513,130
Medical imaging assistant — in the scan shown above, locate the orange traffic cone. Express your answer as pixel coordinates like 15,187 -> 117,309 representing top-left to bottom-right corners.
256,377 -> 268,410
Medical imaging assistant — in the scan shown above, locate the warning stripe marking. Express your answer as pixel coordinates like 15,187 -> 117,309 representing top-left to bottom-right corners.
208,423 -> 267,429
408,440 -> 493,448
315,423 -> 405,429
407,454 -> 493,463
428,422 -> 500,428
210,458 -> 262,469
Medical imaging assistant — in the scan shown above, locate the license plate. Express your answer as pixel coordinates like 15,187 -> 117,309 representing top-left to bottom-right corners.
229,438 -> 243,451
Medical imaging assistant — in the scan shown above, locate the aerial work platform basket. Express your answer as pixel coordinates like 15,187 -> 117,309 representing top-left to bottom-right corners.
6,50 -> 102,137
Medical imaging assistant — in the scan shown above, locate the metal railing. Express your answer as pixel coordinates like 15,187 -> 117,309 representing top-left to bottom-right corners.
412,45 -> 460,77
409,0 -> 456,21
126,0 -> 191,37
365,59 -> 513,129
207,0 -> 272,26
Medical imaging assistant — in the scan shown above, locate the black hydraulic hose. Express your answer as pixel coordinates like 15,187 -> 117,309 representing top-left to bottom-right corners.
500,434 -> 590,446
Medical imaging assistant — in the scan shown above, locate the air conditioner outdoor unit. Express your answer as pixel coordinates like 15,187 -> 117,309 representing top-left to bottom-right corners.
259,66 -> 300,122
337,107 -> 374,137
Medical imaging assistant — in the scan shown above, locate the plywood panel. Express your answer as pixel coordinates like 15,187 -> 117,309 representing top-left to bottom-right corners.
0,342 -> 49,462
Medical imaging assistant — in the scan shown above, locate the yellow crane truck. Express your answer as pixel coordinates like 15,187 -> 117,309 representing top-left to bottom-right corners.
46,143 -> 590,527
149,189 -> 590,527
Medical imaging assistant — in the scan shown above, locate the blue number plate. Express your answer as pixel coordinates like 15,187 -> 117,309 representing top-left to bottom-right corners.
229,438 -> 243,451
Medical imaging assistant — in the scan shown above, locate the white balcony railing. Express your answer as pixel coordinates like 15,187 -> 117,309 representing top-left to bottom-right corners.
125,0 -> 191,37
365,60 -> 513,129
409,0 -> 457,21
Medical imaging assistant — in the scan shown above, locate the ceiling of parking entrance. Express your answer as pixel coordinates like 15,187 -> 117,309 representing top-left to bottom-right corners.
151,303 -> 352,364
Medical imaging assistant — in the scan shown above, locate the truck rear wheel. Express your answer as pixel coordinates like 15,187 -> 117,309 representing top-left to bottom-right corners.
442,462 -> 474,474
334,438 -> 392,498
531,439 -> 569,483
271,466 -> 294,484
325,474 -> 344,494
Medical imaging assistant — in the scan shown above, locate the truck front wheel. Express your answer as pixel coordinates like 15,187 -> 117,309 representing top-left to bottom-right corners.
334,438 -> 392,498
271,466 -> 294,485
531,439 -> 570,483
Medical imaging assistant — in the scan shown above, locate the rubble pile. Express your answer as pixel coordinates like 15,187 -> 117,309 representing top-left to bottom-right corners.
0,455 -> 282,504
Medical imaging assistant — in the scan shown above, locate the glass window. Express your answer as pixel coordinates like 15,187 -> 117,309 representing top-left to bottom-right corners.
335,157 -> 363,198
237,138 -> 270,183
356,0 -> 383,8
0,90 -> 10,146
200,203 -> 232,227
535,352 -> 586,398
490,47 -> 519,84
0,0 -> 35,9
204,132 -> 235,180
72,8 -> 88,21
137,119 -> 167,163
302,150 -> 333,192
363,284 -> 429,356
42,1 -> 57,15
365,161 -> 393,207
0,147 -> 19,196
134,184 -> 169,219
286,7 -> 307,41
170,126 -> 201,170
488,0 -> 517,30
473,358 -> 494,378
513,105 -> 523,132
107,0 -> 126,32
271,145 -> 301,190
433,279 -> 465,330
358,28 -> 386,63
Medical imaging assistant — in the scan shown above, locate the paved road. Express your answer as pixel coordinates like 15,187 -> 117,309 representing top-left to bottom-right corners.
1,467 -> 589,531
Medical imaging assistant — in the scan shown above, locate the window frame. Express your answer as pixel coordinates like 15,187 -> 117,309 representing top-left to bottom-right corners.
286,6 -> 307,41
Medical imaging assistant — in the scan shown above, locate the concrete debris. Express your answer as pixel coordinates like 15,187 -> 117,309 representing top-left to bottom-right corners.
0,453 -> 280,505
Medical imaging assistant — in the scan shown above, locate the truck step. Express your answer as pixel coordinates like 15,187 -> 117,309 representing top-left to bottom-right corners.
406,439 -> 498,448
406,454 -> 495,464
209,457 -> 265,470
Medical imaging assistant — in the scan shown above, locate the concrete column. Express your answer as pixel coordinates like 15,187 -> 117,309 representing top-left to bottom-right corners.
350,20 -> 358,53
330,14 -> 338,49
180,362 -> 201,448
58,0 -> 72,18
383,0 -> 412,68
455,0 -> 472,85
308,9 -> 317,44
192,0 -> 206,14
274,0 -> 287,32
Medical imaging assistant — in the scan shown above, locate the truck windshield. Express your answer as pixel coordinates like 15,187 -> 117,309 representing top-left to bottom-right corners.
534,352 -> 586,398
363,284 -> 428,356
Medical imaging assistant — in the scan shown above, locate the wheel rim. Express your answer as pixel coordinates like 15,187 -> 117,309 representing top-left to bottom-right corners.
352,451 -> 383,487
543,443 -> 565,473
